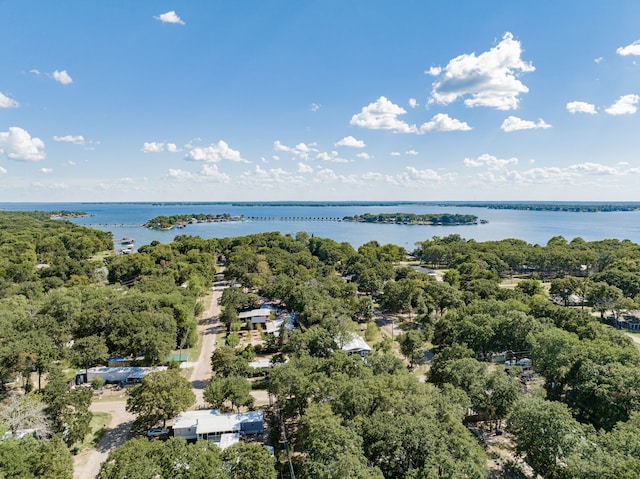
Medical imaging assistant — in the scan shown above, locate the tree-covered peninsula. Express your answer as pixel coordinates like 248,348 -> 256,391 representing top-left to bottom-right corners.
145,213 -> 243,230
342,212 -> 480,225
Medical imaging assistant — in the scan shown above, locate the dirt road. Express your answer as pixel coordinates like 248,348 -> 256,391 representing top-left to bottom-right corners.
191,281 -> 224,407
73,400 -> 135,479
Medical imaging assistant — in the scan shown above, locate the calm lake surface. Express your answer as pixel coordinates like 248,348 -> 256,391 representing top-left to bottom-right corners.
3,202 -> 640,250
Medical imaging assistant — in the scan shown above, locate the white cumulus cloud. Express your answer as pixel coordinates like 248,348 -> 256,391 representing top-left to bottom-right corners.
356,152 -> 372,160
617,40 -> 640,56
350,96 -> 417,133
54,135 -> 86,145
0,92 -> 19,108
273,140 -> 317,160
142,142 -> 180,153
335,136 -> 365,148
566,101 -> 597,114
408,98 -> 418,108
419,113 -> 472,132
430,32 -> 534,110
464,153 -> 518,170
155,11 -> 185,25
500,116 -> 551,132
298,163 -> 314,174
52,70 -> 73,85
567,162 -> 619,175
316,151 -> 349,163
186,140 -> 247,163
40,168 -> 53,174
0,127 -> 46,161
605,94 -> 640,115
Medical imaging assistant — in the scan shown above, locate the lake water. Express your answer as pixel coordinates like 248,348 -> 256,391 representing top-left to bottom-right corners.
2,202 -> 640,250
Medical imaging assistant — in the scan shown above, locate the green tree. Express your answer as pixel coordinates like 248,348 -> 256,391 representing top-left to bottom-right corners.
98,438 -> 225,479
210,346 -> 250,378
43,366 -> 92,446
70,335 -> 109,376
507,396 -> 584,479
396,330 -> 425,368
126,370 -> 195,429
204,376 -> 254,412
220,442 -> 278,479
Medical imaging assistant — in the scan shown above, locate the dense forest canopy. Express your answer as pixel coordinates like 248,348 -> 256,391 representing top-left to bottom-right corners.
2,210 -> 640,478
342,212 -> 479,225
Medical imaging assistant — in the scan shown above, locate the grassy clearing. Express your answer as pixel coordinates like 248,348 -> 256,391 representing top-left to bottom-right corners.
74,411 -> 111,454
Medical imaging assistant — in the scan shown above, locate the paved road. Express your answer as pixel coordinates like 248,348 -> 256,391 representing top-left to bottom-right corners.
73,282 -> 223,478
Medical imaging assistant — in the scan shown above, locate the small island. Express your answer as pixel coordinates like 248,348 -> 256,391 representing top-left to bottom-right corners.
342,212 -> 481,225
49,210 -> 88,219
145,213 -> 244,230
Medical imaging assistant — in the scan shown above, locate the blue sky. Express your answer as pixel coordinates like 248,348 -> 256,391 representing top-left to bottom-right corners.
2,1 -> 640,202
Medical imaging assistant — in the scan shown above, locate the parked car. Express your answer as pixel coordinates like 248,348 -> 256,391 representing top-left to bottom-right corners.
147,427 -> 170,440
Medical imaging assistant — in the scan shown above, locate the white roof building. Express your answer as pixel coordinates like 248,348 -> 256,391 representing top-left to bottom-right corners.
340,333 -> 372,356
238,309 -> 271,324
172,409 -> 264,446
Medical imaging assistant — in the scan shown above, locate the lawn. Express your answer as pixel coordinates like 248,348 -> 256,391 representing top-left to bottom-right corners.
73,411 -> 111,454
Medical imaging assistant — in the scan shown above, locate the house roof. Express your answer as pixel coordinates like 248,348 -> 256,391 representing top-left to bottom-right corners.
173,409 -> 263,435
238,309 -> 271,319
341,333 -> 371,354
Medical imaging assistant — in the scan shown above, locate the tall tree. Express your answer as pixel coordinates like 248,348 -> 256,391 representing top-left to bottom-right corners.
126,369 -> 195,429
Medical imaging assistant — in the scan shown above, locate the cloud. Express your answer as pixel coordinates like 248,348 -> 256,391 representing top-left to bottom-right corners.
335,135 -> 365,148
350,96 -> 417,133
0,166 -> 6,174
29,69 -> 41,76
425,66 -> 442,76
566,101 -> 597,114
0,127 -> 46,161
567,162 -> 619,175
408,98 -> 418,108
185,140 -> 247,163
356,152 -> 372,160
419,113 -> 472,132
0,92 -> 19,108
430,32 -> 534,110
617,40 -> 640,56
154,11 -> 185,25
594,57 -> 603,64
605,94 -> 640,115
316,151 -> 349,163
168,164 -> 230,182
273,140 -> 317,160
397,166 -> 451,185
310,103 -> 321,112
52,70 -> 73,85
297,163 -> 313,174
500,116 -> 551,132
40,168 -> 53,174
406,150 -> 418,156
464,153 -> 518,170
142,141 -> 180,153
390,152 -> 401,157
54,135 -> 86,145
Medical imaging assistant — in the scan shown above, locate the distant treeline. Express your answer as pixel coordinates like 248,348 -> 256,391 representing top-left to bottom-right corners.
145,213 -> 243,230
449,202 -> 640,212
342,212 -> 479,225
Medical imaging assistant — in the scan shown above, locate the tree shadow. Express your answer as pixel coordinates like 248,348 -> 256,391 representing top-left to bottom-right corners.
96,419 -> 133,453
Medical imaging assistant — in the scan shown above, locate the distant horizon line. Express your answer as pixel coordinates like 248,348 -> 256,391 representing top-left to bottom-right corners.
2,200 -> 640,205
